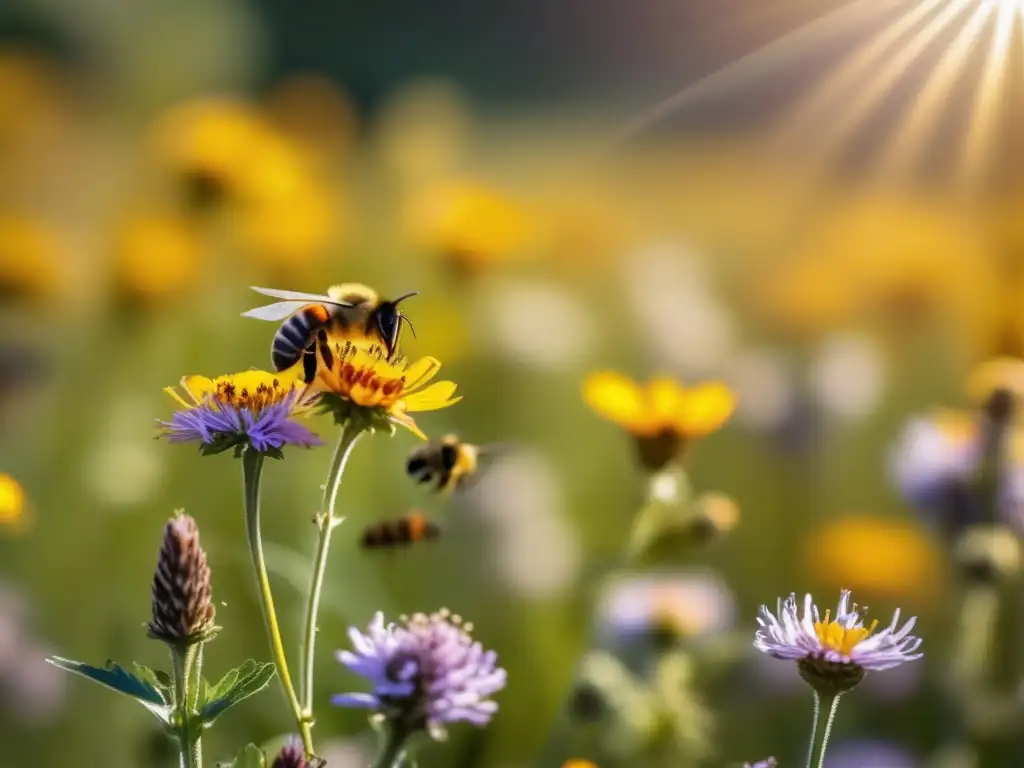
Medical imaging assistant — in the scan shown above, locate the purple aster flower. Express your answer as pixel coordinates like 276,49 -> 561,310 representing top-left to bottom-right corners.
333,609 -> 506,737
754,589 -> 922,695
160,370 -> 322,455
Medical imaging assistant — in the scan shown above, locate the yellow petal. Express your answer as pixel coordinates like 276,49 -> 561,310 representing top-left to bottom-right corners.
403,356 -> 442,391
0,474 -> 25,526
676,382 -> 735,436
182,375 -> 215,401
646,377 -> 683,423
390,407 -> 428,440
967,356 -> 1024,404
403,381 -> 460,412
583,371 -> 646,431
164,385 -> 194,409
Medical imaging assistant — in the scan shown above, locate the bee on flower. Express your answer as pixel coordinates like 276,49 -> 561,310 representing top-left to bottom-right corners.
160,369 -> 322,456
583,371 -> 735,472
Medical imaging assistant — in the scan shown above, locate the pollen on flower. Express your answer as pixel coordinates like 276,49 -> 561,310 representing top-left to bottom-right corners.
215,377 -> 291,412
814,608 -> 879,656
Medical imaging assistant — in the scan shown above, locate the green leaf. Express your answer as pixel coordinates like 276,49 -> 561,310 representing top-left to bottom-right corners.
47,656 -> 172,723
199,660 -> 276,726
216,743 -> 266,768
132,663 -> 172,699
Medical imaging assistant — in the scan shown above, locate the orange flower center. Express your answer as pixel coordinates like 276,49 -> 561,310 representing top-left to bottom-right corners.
214,378 -> 291,412
813,608 -> 879,656
325,342 -> 408,409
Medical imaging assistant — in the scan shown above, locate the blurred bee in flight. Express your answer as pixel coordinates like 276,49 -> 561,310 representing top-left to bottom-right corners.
406,434 -> 505,494
241,283 -> 418,383
360,511 -> 441,551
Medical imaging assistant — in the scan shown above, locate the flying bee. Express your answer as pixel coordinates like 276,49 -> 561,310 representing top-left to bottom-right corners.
406,434 -> 507,494
360,511 -> 441,551
241,284 -> 418,383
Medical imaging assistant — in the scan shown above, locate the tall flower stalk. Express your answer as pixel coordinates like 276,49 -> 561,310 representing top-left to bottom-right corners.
298,425 -> 364,727
241,448 -> 311,753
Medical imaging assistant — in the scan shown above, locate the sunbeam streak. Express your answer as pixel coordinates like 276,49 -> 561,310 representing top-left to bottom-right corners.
877,2 -> 993,176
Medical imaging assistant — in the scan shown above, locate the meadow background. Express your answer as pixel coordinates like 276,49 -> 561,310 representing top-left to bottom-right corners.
1,0 -> 1022,766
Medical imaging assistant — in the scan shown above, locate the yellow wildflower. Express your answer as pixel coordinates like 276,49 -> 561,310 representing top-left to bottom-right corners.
0,473 -> 27,531
312,340 -> 461,439
0,215 -> 63,300
113,212 -> 203,306
583,371 -> 735,471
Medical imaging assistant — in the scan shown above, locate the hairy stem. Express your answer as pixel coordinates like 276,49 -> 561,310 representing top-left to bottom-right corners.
805,692 -> 841,768
242,448 -> 311,754
172,644 -> 202,768
299,426 -> 364,735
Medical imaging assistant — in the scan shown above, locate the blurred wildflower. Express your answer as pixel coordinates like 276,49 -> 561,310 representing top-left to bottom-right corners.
583,371 -> 735,471
966,356 -> 1024,411
725,348 -> 796,432
630,488 -> 740,561
570,652 -> 658,756
597,570 -> 736,647
0,473 -> 27,531
823,740 -> 917,768
467,451 -> 581,599
0,51 -> 70,153
332,609 -> 506,739
147,513 -> 217,646
6,640 -> 68,726
478,281 -> 594,371
313,341 -> 460,439
953,525 -> 1021,583
271,735 -> 312,768
0,215 -> 63,301
264,73 -> 358,160
161,369 -> 322,456
755,590 -> 923,695
112,211 -> 203,308
744,760 -> 778,768
404,180 -> 535,277
808,333 -> 886,420
562,761 -> 597,768
803,516 -> 943,606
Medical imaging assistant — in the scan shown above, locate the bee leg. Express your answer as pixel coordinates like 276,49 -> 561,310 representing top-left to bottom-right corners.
302,346 -> 318,384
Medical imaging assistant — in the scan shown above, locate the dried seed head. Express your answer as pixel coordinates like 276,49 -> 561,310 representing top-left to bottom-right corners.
147,512 -> 216,646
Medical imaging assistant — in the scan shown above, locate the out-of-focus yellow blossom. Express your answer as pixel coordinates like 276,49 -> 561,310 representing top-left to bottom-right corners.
534,180 -> 635,272
803,516 -> 944,606
0,473 -> 27,530
113,212 -> 203,306
0,216 -> 64,301
967,356 -> 1024,408
404,180 -> 536,277
583,372 -> 735,470
562,761 -> 597,768
0,51 -> 69,152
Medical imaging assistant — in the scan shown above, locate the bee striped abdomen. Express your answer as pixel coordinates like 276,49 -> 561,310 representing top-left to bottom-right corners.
360,513 -> 440,551
271,304 -> 331,372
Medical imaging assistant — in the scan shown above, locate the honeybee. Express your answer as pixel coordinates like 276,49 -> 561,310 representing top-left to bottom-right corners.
406,434 -> 500,493
360,511 -> 441,551
241,284 -> 417,382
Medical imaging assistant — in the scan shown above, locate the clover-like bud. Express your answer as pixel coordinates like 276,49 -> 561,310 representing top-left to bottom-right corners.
271,736 -> 313,768
147,512 -> 217,646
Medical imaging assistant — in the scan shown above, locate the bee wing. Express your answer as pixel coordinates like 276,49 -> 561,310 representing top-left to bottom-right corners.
249,286 -> 354,306
241,301 -> 315,321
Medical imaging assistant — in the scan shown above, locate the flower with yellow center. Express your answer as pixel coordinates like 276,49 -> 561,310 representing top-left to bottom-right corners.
967,356 -> 1024,415
0,473 -> 27,531
160,369 -> 322,456
0,215 -> 63,301
583,371 -> 735,471
755,589 -> 922,696
311,340 -> 460,439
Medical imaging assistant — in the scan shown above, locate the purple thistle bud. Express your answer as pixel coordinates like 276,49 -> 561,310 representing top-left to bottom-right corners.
147,513 -> 217,645
271,736 -> 310,768
333,609 -> 506,737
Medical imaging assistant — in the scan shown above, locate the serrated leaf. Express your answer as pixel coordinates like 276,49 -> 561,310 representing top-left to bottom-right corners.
47,656 -> 172,723
133,663 -> 172,698
216,743 -> 266,768
199,660 -> 276,726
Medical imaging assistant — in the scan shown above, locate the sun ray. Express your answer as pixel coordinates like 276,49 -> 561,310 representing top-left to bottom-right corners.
810,0 -> 975,163
606,0 -> 905,148
877,1 -> 994,177
773,0 -> 948,142
961,1 -> 1020,184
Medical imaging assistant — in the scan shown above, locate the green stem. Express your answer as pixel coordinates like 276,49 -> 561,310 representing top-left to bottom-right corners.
172,644 -> 202,768
805,693 -> 841,768
241,448 -> 311,754
299,426 -> 364,726
371,722 -> 411,768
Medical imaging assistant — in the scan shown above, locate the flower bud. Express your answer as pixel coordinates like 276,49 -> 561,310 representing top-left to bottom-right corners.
954,524 -> 1021,584
272,736 -> 313,768
147,512 -> 217,646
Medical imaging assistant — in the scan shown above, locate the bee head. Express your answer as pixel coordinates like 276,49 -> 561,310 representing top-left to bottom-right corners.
377,291 -> 418,358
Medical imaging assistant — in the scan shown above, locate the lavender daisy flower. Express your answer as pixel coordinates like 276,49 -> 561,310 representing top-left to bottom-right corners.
333,609 -> 506,739
160,370 -> 322,456
755,589 -> 923,695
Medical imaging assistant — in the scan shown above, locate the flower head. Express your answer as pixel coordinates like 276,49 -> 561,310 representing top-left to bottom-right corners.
161,369 -> 322,456
147,513 -> 217,646
312,340 -> 460,439
0,473 -> 27,531
743,760 -> 777,768
332,609 -> 506,737
754,590 -> 922,695
271,736 -> 315,768
583,371 -> 735,471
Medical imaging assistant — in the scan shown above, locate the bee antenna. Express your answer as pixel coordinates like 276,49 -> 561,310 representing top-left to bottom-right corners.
392,291 -> 419,305
401,316 -> 418,340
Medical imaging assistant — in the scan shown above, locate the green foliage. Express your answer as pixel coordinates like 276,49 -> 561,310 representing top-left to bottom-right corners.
46,657 -> 173,724
216,743 -> 267,768
200,661 -> 277,727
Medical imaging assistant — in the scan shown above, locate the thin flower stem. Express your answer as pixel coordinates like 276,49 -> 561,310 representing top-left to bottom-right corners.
241,448 -> 311,754
299,426 -> 364,729
807,692 -> 841,768
371,722 -> 410,768
804,691 -> 820,768
172,644 -> 203,768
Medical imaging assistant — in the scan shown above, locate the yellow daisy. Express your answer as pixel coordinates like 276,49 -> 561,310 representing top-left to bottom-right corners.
311,340 -> 461,439
583,371 -> 735,471
0,473 -> 27,530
